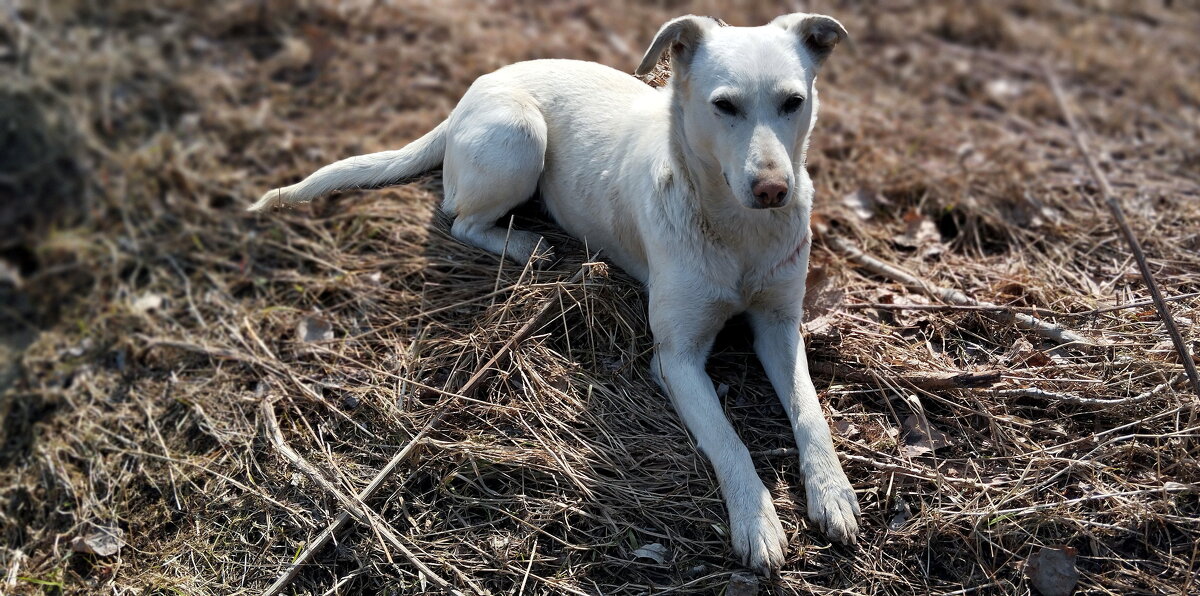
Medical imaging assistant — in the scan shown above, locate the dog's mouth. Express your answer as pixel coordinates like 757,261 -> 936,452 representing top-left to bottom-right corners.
746,197 -> 790,210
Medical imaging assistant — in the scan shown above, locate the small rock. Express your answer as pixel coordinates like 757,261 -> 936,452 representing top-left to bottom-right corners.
727,571 -> 759,596
1025,545 -> 1079,596
70,526 -> 124,557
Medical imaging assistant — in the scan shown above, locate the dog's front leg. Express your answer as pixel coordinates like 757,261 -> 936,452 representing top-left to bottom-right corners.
649,292 -> 787,575
748,307 -> 860,545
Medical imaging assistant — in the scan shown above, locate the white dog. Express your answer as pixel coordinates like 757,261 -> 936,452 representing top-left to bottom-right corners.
250,13 -> 857,575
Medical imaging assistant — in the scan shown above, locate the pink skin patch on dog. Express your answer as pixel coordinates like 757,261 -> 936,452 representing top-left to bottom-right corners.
769,229 -> 811,278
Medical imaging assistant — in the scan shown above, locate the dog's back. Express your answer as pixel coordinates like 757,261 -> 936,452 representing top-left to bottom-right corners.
453,59 -> 668,278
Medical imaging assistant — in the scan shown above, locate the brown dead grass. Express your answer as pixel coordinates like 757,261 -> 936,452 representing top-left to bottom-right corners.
2,0 -> 1199,594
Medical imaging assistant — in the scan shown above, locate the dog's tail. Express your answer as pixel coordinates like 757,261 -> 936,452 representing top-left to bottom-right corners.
247,119 -> 449,211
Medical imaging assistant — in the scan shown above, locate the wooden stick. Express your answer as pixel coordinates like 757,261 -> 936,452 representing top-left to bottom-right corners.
807,361 -> 1002,391
262,265 -> 589,596
843,291 -> 1200,318
1043,64 -> 1200,399
989,377 -> 1178,407
820,232 -> 1089,345
261,400 -> 468,595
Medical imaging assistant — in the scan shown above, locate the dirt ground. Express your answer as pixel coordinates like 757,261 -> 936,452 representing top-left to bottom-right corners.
2,1 -> 1199,594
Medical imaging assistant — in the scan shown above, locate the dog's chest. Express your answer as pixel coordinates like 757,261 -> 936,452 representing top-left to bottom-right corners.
730,230 -> 812,306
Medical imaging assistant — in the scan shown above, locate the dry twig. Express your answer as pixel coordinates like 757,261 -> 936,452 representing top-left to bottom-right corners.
807,361 -> 1002,390
260,399 -> 471,595
1043,64 -> 1200,399
262,265 -> 590,596
819,230 -> 1089,345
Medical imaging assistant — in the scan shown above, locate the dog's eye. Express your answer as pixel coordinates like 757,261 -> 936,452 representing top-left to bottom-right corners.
781,95 -> 805,114
712,98 -> 739,116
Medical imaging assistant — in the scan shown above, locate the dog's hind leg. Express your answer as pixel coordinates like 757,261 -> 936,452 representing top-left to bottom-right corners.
442,93 -> 552,267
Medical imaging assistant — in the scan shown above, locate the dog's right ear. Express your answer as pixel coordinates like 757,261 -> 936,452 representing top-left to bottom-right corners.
771,13 -> 849,67
636,15 -> 719,76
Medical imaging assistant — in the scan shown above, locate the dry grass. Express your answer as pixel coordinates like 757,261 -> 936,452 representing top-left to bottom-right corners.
2,1 -> 1199,594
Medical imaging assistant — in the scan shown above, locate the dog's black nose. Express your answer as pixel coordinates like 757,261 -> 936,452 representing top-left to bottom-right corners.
751,179 -> 788,208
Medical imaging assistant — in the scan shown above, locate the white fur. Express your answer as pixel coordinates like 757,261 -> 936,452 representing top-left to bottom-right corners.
250,13 -> 857,575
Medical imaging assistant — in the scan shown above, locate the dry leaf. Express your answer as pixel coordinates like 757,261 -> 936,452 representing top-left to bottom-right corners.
893,209 -> 944,258
131,292 -> 165,314
901,414 -> 953,457
842,189 -> 881,220
1004,338 -> 1053,368
804,266 -> 844,336
833,419 -> 860,438
70,526 -> 125,557
631,542 -> 668,564
884,292 -> 934,329
0,258 -> 22,288
1025,545 -> 1078,596
262,37 -> 312,75
297,315 -> 333,342
888,496 -> 912,530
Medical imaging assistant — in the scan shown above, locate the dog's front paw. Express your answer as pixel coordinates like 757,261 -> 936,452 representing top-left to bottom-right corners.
729,502 -> 788,576
804,468 -> 860,545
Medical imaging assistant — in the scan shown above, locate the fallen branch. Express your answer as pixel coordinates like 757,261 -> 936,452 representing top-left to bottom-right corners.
807,361 -> 1002,391
939,483 -> 1195,517
262,264 -> 590,596
1043,64 -> 1200,400
843,291 -> 1200,318
820,231 -> 1089,345
990,375 -> 1180,407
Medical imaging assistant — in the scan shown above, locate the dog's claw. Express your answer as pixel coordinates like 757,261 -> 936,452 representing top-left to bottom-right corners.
805,469 -> 860,546
729,504 -> 788,576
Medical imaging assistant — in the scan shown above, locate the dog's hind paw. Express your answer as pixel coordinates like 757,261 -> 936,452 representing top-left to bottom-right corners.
729,504 -> 788,576
805,470 -> 860,546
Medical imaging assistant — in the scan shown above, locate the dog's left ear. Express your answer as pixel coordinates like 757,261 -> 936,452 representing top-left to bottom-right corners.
772,13 -> 849,67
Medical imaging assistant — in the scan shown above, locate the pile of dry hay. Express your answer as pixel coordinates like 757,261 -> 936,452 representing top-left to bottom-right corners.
2,1 -> 1199,594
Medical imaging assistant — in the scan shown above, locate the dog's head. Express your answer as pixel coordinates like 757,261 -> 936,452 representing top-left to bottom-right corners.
637,14 -> 848,210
